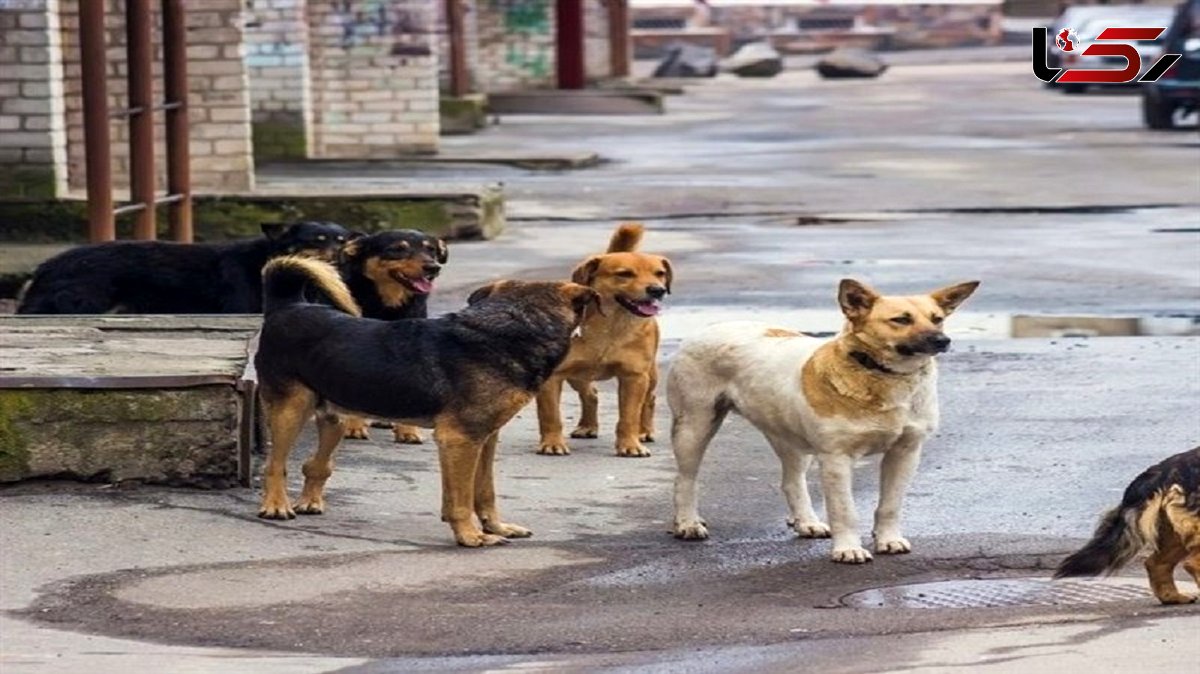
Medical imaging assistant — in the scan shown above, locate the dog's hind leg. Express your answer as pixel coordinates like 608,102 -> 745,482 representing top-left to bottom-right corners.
392,423 -> 424,444
294,411 -> 345,515
767,437 -> 829,539
670,395 -> 729,541
475,432 -> 532,540
873,435 -> 923,555
568,379 -> 600,439
342,415 -> 370,440
436,420 -> 506,547
1165,486 -> 1200,600
259,386 -> 316,520
1146,525 -> 1194,604
818,453 -> 871,563
537,376 -> 571,455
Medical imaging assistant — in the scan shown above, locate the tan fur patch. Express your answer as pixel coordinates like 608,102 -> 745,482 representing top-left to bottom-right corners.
763,328 -> 801,338
362,257 -> 418,308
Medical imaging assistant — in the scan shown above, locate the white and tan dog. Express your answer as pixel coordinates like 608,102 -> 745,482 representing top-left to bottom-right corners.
667,278 -> 979,563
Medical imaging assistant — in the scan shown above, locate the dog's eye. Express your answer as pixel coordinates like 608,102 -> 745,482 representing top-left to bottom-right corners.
616,270 -> 636,278
931,315 -> 944,325
654,270 -> 667,278
317,235 -> 327,242
336,236 -> 345,242
890,315 -> 913,326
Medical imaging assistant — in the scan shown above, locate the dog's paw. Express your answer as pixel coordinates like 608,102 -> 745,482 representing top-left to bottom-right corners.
616,441 -> 651,458
639,431 -> 656,443
293,497 -> 325,516
1158,592 -> 1198,605
570,426 -> 599,439
790,519 -> 832,538
674,518 -> 709,540
257,497 -> 296,520
537,437 -> 571,455
392,425 -> 424,444
831,546 -> 874,564
455,531 -> 511,547
875,536 -> 912,554
343,425 -> 370,440
483,520 -> 533,538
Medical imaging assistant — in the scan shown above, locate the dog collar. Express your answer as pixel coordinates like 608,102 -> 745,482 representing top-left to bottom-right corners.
849,350 -> 899,375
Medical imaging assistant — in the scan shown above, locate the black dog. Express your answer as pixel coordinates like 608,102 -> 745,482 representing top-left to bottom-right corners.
340,229 -> 448,321
17,222 -> 353,314
254,255 -> 597,547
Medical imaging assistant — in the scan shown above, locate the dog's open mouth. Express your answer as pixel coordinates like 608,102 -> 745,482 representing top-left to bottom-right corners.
616,296 -> 662,317
391,271 -> 435,295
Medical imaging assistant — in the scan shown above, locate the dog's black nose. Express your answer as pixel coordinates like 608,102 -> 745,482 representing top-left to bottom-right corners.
423,263 -> 441,278
646,285 -> 667,299
928,334 -> 951,352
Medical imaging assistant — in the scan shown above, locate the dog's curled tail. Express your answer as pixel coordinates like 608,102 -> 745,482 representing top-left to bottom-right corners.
1053,489 -> 1176,579
607,222 -> 645,253
262,255 -> 361,317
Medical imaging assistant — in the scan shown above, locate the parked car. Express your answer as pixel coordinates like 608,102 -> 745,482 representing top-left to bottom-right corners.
1142,0 -> 1200,128
1046,4 -> 1176,93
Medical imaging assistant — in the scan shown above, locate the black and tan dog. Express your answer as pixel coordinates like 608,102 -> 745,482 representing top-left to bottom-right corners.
337,229 -> 449,444
17,221 -> 352,315
536,223 -> 673,458
254,256 -> 597,547
1055,446 -> 1200,604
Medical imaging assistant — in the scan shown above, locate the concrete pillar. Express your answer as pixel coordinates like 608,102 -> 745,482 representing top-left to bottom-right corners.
475,0 -> 557,91
245,0 -> 312,161
306,0 -> 440,158
0,0 -> 69,199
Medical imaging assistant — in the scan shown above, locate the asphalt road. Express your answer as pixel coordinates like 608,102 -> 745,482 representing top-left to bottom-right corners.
2,59 -> 1199,672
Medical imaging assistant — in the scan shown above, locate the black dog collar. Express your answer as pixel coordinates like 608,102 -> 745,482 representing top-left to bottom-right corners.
849,350 -> 899,375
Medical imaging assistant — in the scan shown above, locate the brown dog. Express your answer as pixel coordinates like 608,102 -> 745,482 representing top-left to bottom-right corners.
1055,446 -> 1200,604
255,257 -> 596,546
536,223 -> 672,458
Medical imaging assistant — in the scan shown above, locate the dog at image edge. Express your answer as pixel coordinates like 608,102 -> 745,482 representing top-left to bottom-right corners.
337,229 -> 449,445
536,222 -> 672,458
254,255 -> 598,547
1055,446 -> 1200,604
668,278 -> 979,563
17,221 -> 352,314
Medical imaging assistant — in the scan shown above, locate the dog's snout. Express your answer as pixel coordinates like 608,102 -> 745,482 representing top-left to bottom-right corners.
927,333 -> 951,352
646,284 -> 667,299
422,263 -> 442,278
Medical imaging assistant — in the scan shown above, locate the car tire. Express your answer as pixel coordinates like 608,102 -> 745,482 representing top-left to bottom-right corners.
1142,91 -> 1175,130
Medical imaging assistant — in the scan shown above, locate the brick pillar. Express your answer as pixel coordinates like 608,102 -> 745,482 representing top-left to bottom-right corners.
246,0 -> 312,161
474,0 -> 557,92
0,0 -> 68,199
58,0 -> 254,194
584,0 -> 611,81
307,0 -> 440,159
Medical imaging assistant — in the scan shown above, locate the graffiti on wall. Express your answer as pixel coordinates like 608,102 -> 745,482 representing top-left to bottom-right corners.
491,0 -> 551,79
332,0 -> 431,56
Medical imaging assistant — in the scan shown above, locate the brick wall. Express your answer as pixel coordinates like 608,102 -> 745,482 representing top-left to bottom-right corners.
475,0 -> 556,91
245,0 -> 310,160
0,0 -> 68,199
306,0 -> 439,158
584,0 -> 611,81
57,0 -> 254,193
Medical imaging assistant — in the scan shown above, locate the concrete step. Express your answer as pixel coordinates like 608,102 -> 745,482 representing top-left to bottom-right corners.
486,89 -> 665,115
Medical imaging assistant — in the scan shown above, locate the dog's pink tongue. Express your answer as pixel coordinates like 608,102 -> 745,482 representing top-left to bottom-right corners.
411,278 -> 434,294
635,300 -> 661,317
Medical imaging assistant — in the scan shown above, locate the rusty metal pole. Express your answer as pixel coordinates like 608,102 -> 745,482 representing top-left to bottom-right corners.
556,0 -> 586,89
162,0 -> 192,242
446,0 -> 469,97
608,0 -> 631,78
126,0 -> 156,240
78,0 -> 114,242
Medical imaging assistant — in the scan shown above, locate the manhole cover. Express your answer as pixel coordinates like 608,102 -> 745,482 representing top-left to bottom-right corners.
841,578 -> 1150,609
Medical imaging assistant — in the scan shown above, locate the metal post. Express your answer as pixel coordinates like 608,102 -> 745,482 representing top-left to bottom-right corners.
78,0 -> 114,242
556,0 -> 586,89
126,0 -> 156,240
446,0 -> 469,97
608,0 -> 631,78
162,0 -> 192,242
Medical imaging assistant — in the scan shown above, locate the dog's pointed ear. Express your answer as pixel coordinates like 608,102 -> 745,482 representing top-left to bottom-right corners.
571,256 -> 602,286
929,281 -> 979,315
467,282 -> 497,306
563,282 -> 602,316
339,237 -> 362,263
435,238 -> 449,264
838,279 -> 879,321
261,223 -> 287,240
660,256 -> 674,294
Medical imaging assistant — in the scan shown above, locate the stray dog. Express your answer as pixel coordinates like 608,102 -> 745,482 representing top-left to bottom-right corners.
17,221 -> 351,315
254,256 -> 597,547
337,229 -> 449,444
668,278 -> 979,563
1055,446 -> 1200,604
536,223 -> 672,457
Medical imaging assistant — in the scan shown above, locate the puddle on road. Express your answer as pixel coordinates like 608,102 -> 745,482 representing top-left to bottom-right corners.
658,307 -> 1199,342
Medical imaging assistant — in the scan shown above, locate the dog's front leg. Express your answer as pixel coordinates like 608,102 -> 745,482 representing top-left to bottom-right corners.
568,379 -> 600,439
475,432 -> 532,540
615,373 -> 652,457
873,438 -> 922,555
818,453 -> 871,563
435,422 -> 507,547
536,376 -> 571,455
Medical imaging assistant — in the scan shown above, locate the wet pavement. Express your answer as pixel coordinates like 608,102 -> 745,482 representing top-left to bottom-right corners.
2,57 -> 1199,671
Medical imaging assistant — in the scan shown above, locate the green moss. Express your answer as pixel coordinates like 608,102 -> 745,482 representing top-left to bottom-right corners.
252,121 -> 308,161
440,95 -> 488,135
0,167 -> 59,200
0,392 -> 33,482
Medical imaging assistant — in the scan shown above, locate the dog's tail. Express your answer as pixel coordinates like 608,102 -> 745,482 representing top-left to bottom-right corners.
1053,485 -> 1175,579
262,255 -> 360,317
607,222 -> 644,253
